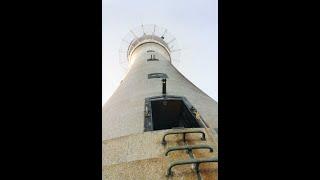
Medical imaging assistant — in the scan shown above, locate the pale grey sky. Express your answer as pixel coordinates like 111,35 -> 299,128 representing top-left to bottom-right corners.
102,0 -> 218,105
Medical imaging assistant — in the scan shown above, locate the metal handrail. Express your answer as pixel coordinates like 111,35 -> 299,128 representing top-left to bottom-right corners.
165,144 -> 213,156
162,130 -> 206,145
166,157 -> 218,176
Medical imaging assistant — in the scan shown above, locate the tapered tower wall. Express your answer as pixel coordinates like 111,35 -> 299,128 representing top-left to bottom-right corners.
102,37 -> 217,141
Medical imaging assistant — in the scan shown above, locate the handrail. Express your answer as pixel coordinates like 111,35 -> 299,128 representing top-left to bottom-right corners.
166,157 -> 218,176
165,144 -> 213,156
162,130 -> 206,145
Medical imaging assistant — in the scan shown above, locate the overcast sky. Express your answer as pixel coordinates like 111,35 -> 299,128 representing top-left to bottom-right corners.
102,0 -> 218,105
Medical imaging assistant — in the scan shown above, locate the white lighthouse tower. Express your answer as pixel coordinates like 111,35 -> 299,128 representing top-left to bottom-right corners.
102,25 -> 218,179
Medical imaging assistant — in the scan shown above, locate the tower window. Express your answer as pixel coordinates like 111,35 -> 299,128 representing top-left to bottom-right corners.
148,73 -> 168,79
147,54 -> 158,61
144,96 -> 205,131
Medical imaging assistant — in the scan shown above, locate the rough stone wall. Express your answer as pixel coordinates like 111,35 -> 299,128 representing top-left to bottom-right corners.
102,128 -> 218,180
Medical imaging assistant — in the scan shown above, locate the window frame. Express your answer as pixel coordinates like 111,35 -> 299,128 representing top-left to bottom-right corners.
144,95 -> 208,131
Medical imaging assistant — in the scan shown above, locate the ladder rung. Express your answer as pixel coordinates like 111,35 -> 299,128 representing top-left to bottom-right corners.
165,144 -> 213,156
162,129 -> 206,145
166,157 -> 218,176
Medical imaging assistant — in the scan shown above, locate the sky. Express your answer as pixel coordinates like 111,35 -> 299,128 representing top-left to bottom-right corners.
102,0 -> 218,105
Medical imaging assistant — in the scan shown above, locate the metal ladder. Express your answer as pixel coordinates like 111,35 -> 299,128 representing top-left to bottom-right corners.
162,129 -> 218,177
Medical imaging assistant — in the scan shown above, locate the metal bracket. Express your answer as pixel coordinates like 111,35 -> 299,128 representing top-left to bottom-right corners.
162,130 -> 206,145
166,157 -> 218,176
165,144 -> 213,156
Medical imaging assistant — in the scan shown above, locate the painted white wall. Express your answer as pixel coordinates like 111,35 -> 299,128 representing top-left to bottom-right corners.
103,0 -> 218,105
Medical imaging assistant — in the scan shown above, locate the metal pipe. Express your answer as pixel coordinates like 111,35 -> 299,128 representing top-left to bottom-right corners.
162,78 -> 166,94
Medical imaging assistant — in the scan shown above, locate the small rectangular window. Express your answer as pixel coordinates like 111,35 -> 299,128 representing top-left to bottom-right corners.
148,73 -> 168,79
147,54 -> 158,61
147,59 -> 159,61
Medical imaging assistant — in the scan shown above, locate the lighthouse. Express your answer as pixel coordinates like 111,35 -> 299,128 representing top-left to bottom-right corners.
102,25 -> 218,179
